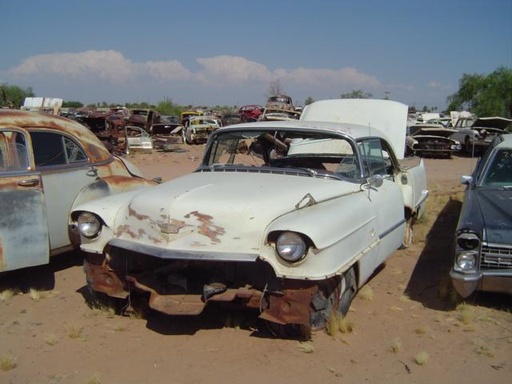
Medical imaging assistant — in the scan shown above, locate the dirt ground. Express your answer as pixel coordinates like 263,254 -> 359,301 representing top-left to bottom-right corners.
1,145 -> 511,384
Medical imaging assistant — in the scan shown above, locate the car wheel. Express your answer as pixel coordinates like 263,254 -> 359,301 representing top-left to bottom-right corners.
265,268 -> 357,339
310,268 -> 357,328
464,137 -> 473,155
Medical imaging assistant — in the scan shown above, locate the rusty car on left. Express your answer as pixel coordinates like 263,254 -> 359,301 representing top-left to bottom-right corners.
0,109 -> 157,272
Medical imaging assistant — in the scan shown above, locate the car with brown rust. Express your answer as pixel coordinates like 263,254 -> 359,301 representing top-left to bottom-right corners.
0,109 -> 157,273
71,99 -> 428,338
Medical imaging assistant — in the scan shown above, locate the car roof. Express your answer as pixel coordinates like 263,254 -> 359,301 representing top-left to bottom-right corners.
0,109 -> 112,162
496,133 -> 512,147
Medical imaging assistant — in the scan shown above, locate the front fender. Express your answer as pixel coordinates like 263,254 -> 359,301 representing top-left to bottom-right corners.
260,191 -> 377,280
69,177 -> 155,247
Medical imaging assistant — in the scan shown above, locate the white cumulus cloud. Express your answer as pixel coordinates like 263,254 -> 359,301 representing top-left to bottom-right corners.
8,50 -> 137,83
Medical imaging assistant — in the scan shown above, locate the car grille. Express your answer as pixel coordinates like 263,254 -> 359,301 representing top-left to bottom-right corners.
480,245 -> 512,269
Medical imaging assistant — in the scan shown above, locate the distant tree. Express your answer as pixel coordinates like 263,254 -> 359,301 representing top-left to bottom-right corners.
447,66 -> 512,118
0,83 -> 35,108
304,96 -> 315,105
340,90 -> 373,99
155,98 -> 181,116
62,100 -> 83,108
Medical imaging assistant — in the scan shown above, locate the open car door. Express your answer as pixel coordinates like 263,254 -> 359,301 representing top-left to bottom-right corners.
0,126 -> 49,272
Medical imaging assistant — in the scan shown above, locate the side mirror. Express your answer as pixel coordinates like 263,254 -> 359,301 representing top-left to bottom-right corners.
369,174 -> 384,188
460,175 -> 473,185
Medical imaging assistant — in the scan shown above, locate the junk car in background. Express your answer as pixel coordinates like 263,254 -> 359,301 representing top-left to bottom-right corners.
71,99 -> 428,337
406,124 -> 461,158
182,115 -> 222,144
0,110 -> 157,273
451,116 -> 512,156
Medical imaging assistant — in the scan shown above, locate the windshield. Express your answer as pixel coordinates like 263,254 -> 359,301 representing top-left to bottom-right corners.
203,129 -> 360,179
482,148 -> 512,186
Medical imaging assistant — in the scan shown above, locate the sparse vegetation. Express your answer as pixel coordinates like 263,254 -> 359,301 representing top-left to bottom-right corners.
44,333 -> 58,346
297,342 -> 314,353
358,285 -> 374,301
0,289 -> 16,302
68,325 -> 85,340
0,352 -> 18,371
415,326 -> 430,335
391,338 -> 402,353
414,351 -> 429,365
29,288 -> 44,301
85,374 -> 101,384
456,302 -> 475,325
326,312 -> 354,336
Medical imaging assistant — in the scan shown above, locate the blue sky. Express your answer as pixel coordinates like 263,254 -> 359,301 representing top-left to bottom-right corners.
1,0 -> 510,110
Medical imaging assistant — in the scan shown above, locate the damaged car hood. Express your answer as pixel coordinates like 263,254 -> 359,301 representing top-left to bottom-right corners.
110,171 -> 361,256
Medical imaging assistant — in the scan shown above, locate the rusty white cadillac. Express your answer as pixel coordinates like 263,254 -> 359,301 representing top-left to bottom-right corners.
71,99 -> 428,337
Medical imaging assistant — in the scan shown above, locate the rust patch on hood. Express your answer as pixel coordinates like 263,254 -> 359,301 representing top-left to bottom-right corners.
128,204 -> 150,221
185,211 -> 225,243
159,219 -> 187,235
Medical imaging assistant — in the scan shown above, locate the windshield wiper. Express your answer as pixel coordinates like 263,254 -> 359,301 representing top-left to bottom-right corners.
293,167 -> 342,180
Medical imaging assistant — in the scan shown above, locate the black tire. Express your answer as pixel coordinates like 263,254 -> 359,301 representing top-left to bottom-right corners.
464,137 -> 473,156
310,268 -> 357,329
266,268 -> 357,339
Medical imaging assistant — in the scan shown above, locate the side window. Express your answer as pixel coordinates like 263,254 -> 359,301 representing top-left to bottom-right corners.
358,139 -> 388,177
30,131 -> 87,167
0,131 -> 30,171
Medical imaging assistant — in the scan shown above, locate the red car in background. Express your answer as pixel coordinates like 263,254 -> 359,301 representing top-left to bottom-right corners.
238,104 -> 262,122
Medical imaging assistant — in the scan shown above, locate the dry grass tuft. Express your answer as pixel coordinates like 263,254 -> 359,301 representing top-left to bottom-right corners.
44,333 -> 58,346
415,326 -> 430,335
390,338 -> 402,353
86,374 -> 101,384
326,311 -> 355,336
68,325 -> 85,340
414,351 -> 429,365
29,288 -> 46,302
0,352 -> 18,371
399,294 -> 411,303
297,341 -> 314,353
0,289 -> 16,303
89,300 -> 117,318
456,302 -> 475,325
358,285 -> 374,301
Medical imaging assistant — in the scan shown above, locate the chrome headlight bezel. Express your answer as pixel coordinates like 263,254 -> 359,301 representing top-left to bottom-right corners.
275,231 -> 307,263
77,212 -> 102,239
456,231 -> 480,250
455,251 -> 478,272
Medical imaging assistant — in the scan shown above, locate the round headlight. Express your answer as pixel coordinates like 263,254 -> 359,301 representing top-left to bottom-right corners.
77,212 -> 102,238
276,232 -> 307,262
457,232 -> 480,250
456,252 -> 477,271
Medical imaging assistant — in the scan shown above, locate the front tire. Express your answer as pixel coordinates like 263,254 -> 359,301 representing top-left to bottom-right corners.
265,268 -> 357,339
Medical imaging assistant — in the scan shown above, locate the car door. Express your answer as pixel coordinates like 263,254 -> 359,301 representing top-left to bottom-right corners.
29,130 -> 94,254
0,127 -> 49,272
358,138 -> 405,267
